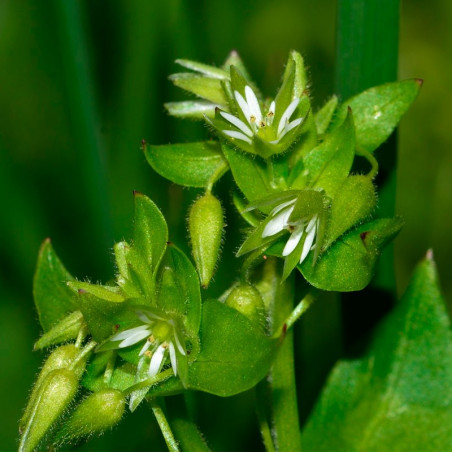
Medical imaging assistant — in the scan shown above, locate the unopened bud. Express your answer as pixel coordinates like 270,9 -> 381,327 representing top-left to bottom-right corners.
19,369 -> 78,452
56,389 -> 125,444
226,284 -> 266,327
20,344 -> 86,431
189,192 -> 224,287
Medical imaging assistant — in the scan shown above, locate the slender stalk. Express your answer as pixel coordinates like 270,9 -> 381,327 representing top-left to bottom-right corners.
256,259 -> 302,451
254,384 -> 276,452
166,395 -> 210,452
150,398 -> 180,452
53,0 -> 113,264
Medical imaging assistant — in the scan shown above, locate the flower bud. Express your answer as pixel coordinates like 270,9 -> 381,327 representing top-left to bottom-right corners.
20,344 -> 86,431
225,284 -> 266,327
19,369 -> 78,452
189,192 -> 224,287
56,389 -> 125,444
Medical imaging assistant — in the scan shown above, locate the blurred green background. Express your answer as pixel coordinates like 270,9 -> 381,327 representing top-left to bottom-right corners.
1,0 -> 451,450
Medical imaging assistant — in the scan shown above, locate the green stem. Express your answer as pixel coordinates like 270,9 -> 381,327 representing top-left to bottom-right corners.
150,398 -> 180,452
256,259 -> 302,451
273,289 -> 319,338
254,384 -> 276,452
69,340 -> 96,370
122,368 -> 174,396
166,395 -> 210,452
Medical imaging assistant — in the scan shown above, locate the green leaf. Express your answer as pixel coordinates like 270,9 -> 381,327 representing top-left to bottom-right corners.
222,144 -> 273,202
299,218 -> 403,291
34,311 -> 85,350
187,300 -> 279,396
274,57 -> 295,126
33,239 -> 76,331
303,109 -> 355,197
155,244 -> 202,336
175,58 -> 229,79
67,281 -> 125,302
290,50 -> 308,98
169,73 -> 228,105
144,141 -> 228,188
302,254 -> 452,451
314,95 -> 338,135
232,191 -> 262,227
323,175 -> 377,250
133,192 -> 168,292
331,79 -> 422,153
164,101 -> 216,120
222,51 -> 252,83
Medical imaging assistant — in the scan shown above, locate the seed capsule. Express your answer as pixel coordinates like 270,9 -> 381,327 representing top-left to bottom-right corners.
226,284 -> 266,327
19,369 -> 78,452
56,389 -> 126,444
20,344 -> 86,431
189,192 -> 224,287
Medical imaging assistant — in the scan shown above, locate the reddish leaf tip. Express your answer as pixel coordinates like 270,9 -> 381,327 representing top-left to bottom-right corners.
415,78 -> 424,87
78,289 -> 87,294
426,248 -> 434,261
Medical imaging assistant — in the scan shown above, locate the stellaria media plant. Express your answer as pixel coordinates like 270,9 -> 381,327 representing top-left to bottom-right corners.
19,51 -> 452,452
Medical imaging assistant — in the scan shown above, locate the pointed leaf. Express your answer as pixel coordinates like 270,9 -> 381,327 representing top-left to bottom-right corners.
33,239 -> 76,331
315,95 -> 338,135
331,79 -> 422,153
164,101 -> 216,120
144,141 -> 228,188
303,109 -> 356,197
67,281 -> 125,302
302,254 -> 452,451
299,218 -> 404,291
175,58 -> 229,79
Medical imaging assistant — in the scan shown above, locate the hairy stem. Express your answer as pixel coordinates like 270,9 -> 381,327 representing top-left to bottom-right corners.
150,398 -> 180,452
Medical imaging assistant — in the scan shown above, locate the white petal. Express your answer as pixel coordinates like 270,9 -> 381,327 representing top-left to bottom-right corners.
282,223 -> 305,256
306,214 -> 318,233
278,98 -> 300,136
111,324 -> 150,341
268,101 -> 276,116
118,330 -> 150,348
270,198 -> 296,216
262,206 -> 293,238
173,330 -> 186,355
299,223 -> 317,264
139,339 -> 152,356
245,86 -> 262,123
137,310 -> 164,321
220,111 -> 253,137
223,130 -> 252,144
169,342 -> 177,376
149,345 -> 166,377
278,117 -> 303,140
234,91 -> 252,123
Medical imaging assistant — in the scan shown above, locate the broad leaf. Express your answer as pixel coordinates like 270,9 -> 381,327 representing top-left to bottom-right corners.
186,300 -> 280,396
33,239 -> 76,331
302,254 -> 452,451
303,109 -> 355,197
144,141 -> 228,188
331,79 -> 422,153
299,218 -> 403,291
222,144 -> 273,202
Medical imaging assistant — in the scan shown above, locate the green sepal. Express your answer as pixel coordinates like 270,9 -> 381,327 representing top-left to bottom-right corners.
299,217 -> 404,291
244,190 -> 300,215
128,355 -> 152,412
323,175 -> 377,250
315,95 -> 338,135
222,51 -> 252,84
186,300 -> 280,397
288,189 -> 327,224
169,73 -> 228,105
113,242 -> 144,299
175,58 -> 229,79
19,369 -> 78,452
164,101 -> 216,120
82,352 -> 136,392
232,191 -> 262,227
189,192 -> 224,288
237,221 -> 285,257
303,108 -> 356,197
331,79 -> 422,153
67,281 -> 124,302
33,239 -> 76,331
301,254 -> 452,451
274,56 -> 296,126
154,244 -> 202,336
144,141 -> 228,188
222,144 -> 273,202
74,291 -> 136,342
34,311 -> 85,350
290,50 -> 308,98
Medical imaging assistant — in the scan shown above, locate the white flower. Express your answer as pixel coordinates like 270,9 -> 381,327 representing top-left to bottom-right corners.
220,85 -> 304,145
262,199 -> 319,265
110,309 -> 186,378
